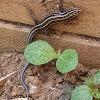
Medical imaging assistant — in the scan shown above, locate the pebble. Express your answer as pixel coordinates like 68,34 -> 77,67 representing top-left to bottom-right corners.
15,56 -> 20,62
11,86 -> 18,97
29,84 -> 37,95
6,53 -> 12,58
26,76 -> 40,85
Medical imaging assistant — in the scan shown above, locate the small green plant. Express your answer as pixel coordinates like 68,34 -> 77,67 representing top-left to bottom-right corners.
71,71 -> 100,100
24,40 -> 78,73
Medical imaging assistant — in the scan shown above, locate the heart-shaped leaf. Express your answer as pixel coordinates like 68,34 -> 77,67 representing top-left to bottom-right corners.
56,49 -> 78,73
93,71 -> 100,85
71,85 -> 93,100
24,40 -> 57,65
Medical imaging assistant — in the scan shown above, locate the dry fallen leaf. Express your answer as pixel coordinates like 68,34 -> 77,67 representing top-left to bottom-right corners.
0,79 -> 6,86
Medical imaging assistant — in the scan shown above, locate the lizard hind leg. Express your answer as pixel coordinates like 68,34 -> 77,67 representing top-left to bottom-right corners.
25,6 -> 39,25
59,0 -> 64,12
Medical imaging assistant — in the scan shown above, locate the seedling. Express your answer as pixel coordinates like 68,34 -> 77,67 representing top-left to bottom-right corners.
24,40 -> 78,73
71,71 -> 100,100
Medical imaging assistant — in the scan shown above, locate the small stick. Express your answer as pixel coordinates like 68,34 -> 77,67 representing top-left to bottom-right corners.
0,71 -> 16,82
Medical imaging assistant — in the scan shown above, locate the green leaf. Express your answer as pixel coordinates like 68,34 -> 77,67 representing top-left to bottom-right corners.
24,40 -> 57,65
93,71 -> 100,85
90,88 -> 99,96
93,92 -> 100,99
56,49 -> 78,73
85,78 -> 93,87
71,85 -> 93,100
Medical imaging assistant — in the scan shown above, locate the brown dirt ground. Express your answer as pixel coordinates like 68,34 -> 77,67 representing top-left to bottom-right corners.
0,0 -> 100,100
0,52 -> 100,100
